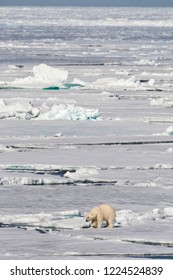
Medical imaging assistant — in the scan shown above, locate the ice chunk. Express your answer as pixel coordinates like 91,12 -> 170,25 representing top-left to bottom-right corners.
167,147 -> 173,153
54,132 -> 63,137
0,210 -> 84,230
92,76 -> 141,90
8,64 -> 24,69
0,98 -> 6,107
148,79 -> 155,86
0,101 -> 39,119
165,125 -> 173,135
72,78 -> 86,87
150,98 -> 173,108
7,64 -> 68,88
0,64 -> 86,90
155,125 -> 173,136
37,104 -> 101,121
163,208 -> 173,217
91,75 -> 157,91
64,168 -> 99,180
134,59 -> 157,66
117,207 -> 173,227
0,101 -> 100,121
150,98 -> 165,106
0,144 -> 14,153
33,64 -> 68,85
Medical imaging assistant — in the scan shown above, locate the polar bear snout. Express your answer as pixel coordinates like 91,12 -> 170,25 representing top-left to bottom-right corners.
85,213 -> 93,222
86,217 -> 89,222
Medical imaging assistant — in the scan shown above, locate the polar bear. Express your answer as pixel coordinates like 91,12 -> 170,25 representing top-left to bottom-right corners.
86,204 -> 116,228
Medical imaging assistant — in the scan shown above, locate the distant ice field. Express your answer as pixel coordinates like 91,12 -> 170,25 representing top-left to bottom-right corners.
0,7 -> 173,259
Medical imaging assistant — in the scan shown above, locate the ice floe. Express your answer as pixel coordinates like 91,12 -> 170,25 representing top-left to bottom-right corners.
64,168 -> 99,180
0,99 -> 101,121
0,100 -> 39,119
10,64 -> 68,89
156,126 -> 173,136
165,126 -> 173,136
167,147 -> 173,153
117,208 -> 173,227
1,7 -> 173,259
0,64 -> 86,90
0,207 -> 173,231
0,210 -> 83,230
0,145 -> 14,153
134,59 -> 157,66
150,98 -> 173,108
91,76 -> 156,91
0,98 -> 6,107
37,104 -> 101,121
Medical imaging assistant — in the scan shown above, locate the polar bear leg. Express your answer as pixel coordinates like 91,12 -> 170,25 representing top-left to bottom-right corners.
97,220 -> 102,228
107,218 -> 114,228
96,212 -> 103,228
91,220 -> 97,228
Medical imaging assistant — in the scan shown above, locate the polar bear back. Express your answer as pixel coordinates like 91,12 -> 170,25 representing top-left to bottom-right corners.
98,204 -> 116,221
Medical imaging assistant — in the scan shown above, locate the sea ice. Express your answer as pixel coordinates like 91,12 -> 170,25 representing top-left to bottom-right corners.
0,100 -> 101,121
64,168 -> 99,180
165,126 -> 173,135
0,64 -> 68,89
0,145 -> 13,153
0,99 -> 6,107
1,6 -> 173,260
0,210 -> 83,230
0,101 -> 39,119
91,76 -> 155,90
150,98 -> 173,108
116,208 -> 173,226
37,104 -> 101,121
156,125 -> 173,136
167,147 -> 173,153
0,207 -> 173,231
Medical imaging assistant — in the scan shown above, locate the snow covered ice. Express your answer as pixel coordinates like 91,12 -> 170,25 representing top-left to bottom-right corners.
1,64 -> 69,89
37,104 -> 101,121
0,98 -> 101,120
0,6 -> 173,260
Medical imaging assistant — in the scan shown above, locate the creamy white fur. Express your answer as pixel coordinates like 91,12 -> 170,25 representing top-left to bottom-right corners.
86,204 -> 116,228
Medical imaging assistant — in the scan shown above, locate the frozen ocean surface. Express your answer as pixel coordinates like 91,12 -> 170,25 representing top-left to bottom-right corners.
0,7 -> 173,259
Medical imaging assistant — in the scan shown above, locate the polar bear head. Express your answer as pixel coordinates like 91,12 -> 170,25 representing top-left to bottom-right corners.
85,208 -> 98,222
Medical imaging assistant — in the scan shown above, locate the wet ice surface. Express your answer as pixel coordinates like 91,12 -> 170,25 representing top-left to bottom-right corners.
0,7 -> 173,259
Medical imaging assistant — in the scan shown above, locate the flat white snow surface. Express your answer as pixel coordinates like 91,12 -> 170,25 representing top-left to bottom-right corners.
0,7 -> 173,260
